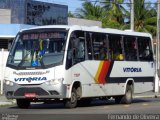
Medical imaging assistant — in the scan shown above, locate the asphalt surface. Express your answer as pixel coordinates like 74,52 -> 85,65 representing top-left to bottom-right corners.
0,90 -> 160,120
0,98 -> 160,120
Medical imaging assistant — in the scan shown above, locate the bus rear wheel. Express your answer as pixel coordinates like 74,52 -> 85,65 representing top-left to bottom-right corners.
122,85 -> 133,104
64,88 -> 77,108
115,85 -> 133,104
16,99 -> 30,109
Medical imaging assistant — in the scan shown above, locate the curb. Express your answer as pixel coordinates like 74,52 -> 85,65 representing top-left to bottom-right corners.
0,102 -> 14,106
133,94 -> 160,99
0,96 -> 16,106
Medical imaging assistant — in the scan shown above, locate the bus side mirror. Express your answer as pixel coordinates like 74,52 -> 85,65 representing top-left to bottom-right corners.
8,42 -> 12,51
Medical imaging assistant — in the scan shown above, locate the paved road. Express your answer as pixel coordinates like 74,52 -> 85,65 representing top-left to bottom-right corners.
0,98 -> 160,120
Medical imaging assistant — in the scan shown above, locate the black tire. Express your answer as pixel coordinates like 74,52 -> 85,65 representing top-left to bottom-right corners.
16,99 -> 30,109
64,88 -> 77,108
115,85 -> 133,104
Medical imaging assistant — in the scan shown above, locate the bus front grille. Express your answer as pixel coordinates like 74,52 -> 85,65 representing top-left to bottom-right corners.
14,87 -> 49,96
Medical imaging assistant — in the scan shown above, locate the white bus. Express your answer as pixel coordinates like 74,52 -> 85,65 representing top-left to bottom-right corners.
4,25 -> 155,108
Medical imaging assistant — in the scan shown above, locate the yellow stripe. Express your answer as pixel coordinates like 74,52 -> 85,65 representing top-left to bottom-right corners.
94,61 -> 104,83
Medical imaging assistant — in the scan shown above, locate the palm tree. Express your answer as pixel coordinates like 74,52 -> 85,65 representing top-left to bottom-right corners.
75,1 -> 104,21
75,0 -> 157,37
133,0 -> 157,37
101,0 -> 129,28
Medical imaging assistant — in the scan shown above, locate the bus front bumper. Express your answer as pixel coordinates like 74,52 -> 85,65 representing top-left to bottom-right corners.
4,82 -> 67,100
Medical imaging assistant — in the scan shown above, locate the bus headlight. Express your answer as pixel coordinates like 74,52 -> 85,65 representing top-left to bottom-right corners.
4,80 -> 14,86
45,78 -> 64,85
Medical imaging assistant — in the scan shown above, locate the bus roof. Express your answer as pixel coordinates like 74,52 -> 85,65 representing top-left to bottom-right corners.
20,25 -> 152,38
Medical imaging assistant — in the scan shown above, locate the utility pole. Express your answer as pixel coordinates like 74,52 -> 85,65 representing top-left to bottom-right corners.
157,0 -> 160,70
155,0 -> 160,93
131,0 -> 134,31
0,49 -> 4,95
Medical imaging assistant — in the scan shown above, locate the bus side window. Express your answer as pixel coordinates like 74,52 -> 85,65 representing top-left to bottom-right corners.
124,36 -> 138,61
138,37 -> 153,61
92,33 -> 99,60
109,35 -> 124,61
76,38 -> 85,60
66,31 -> 85,69
92,33 -> 108,60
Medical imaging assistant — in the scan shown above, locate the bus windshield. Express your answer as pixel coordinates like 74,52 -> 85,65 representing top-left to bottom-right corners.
7,29 -> 67,69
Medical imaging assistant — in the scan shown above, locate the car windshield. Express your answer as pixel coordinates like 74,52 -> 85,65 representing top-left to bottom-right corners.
7,29 -> 67,69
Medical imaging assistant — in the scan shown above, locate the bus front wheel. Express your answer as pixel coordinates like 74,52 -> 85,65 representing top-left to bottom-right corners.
16,99 -> 30,109
64,88 -> 77,108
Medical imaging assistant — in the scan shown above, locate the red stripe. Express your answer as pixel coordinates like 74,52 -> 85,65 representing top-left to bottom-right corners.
104,61 -> 111,83
98,61 -> 111,84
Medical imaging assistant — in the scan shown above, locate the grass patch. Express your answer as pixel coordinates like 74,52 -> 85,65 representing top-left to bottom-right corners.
0,103 -> 16,107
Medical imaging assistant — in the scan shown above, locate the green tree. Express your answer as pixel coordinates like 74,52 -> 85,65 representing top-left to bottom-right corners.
133,0 -> 157,37
75,1 -> 104,21
75,0 -> 157,37
101,0 -> 129,28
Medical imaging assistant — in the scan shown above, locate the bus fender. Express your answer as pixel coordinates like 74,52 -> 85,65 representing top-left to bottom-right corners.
68,80 -> 82,98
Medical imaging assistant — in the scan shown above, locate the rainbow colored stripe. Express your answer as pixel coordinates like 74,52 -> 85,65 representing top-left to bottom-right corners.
95,61 -> 111,84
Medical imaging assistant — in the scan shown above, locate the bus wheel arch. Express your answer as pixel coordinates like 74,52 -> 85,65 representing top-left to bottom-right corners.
69,81 -> 82,99
125,79 -> 134,93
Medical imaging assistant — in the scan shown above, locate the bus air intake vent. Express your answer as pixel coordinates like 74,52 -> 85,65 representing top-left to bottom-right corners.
14,87 -> 49,96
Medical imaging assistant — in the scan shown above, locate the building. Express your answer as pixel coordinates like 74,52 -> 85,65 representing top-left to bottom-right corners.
0,0 -> 68,49
0,0 -> 68,25
0,0 -> 103,50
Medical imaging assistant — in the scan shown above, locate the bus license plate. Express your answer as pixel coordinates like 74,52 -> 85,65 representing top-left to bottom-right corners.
25,93 -> 36,98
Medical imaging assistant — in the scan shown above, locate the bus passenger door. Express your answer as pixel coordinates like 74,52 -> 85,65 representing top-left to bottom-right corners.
66,31 -> 85,85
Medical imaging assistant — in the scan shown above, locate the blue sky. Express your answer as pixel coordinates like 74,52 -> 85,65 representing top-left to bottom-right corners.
39,0 -> 83,12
